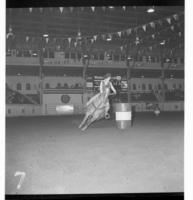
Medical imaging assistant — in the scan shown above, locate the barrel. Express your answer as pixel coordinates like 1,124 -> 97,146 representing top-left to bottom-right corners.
113,103 -> 132,130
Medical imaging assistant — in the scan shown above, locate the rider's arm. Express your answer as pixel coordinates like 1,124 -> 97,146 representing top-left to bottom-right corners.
100,80 -> 104,94
110,82 -> 117,94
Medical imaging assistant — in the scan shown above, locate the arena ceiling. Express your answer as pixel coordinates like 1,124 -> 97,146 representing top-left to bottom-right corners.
6,6 -> 184,53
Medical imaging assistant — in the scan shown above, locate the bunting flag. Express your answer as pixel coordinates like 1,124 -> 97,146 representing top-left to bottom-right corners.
170,25 -> 174,31
135,37 -> 140,45
91,7 -> 95,12
93,35 -> 97,41
142,25 -> 146,32
151,34 -> 155,39
102,7 -> 106,11
70,7 -> 74,12
166,17 -> 171,24
26,36 -> 29,42
117,31 -> 122,37
6,32 -> 13,39
45,37 -> 49,43
59,7 -> 64,13
68,37 -> 72,45
122,6 -> 126,11
126,28 -> 132,35
158,20 -> 163,26
150,22 -> 155,28
173,14 -> 179,21
29,8 -> 33,13
101,34 -> 106,40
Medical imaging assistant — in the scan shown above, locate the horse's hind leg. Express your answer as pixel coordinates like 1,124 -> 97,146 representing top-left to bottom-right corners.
81,114 -> 93,131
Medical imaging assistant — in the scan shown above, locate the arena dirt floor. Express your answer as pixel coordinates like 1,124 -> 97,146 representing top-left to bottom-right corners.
5,112 -> 184,194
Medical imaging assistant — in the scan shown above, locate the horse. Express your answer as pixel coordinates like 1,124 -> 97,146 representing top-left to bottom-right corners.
79,92 -> 113,131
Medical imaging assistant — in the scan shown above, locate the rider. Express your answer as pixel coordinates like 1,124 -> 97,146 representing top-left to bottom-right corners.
99,73 -> 116,118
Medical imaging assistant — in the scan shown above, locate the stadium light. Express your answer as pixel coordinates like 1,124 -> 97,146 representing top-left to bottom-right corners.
147,6 -> 155,13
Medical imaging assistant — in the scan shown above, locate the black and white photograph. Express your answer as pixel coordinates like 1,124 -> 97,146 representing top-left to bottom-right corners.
3,0 -> 189,199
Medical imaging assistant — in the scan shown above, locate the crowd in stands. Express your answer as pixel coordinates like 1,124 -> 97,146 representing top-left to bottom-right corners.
6,84 -> 40,104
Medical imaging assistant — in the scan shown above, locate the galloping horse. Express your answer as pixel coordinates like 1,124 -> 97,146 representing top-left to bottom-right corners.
79,75 -> 116,131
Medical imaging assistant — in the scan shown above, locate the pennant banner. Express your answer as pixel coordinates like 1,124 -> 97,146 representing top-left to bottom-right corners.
126,29 -> 132,36
173,14 -> 179,21
150,22 -> 155,28
26,36 -> 29,42
93,35 -> 97,41
170,25 -> 174,31
46,37 -> 49,43
101,34 -> 106,40
59,7 -> 64,13
142,25 -> 146,32
70,7 -> 74,12
117,31 -> 122,37
91,7 -> 95,12
166,17 -> 171,24
68,37 -> 72,44
122,6 -> 126,11
102,7 -> 106,11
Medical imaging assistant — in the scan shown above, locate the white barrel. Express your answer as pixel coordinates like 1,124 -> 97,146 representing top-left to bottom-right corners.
113,103 -> 132,130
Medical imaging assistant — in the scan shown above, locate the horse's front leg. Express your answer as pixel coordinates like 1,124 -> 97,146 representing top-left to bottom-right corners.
79,113 -> 89,129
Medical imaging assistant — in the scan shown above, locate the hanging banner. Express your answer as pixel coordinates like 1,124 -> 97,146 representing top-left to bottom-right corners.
158,20 -> 163,26
93,35 -> 97,41
68,37 -> 72,45
91,7 -> 95,12
59,7 -> 64,13
26,36 -> 29,42
170,25 -> 174,31
126,29 -> 132,35
122,6 -> 126,11
29,8 -> 33,13
117,31 -> 122,37
101,34 -> 106,40
173,14 -> 179,21
166,17 -> 171,24
70,7 -> 74,12
150,22 -> 155,28
142,25 -> 146,32
151,34 -> 155,39
102,7 -> 106,11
